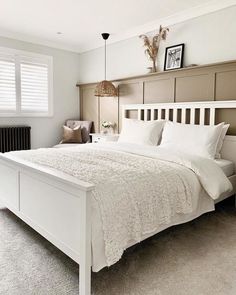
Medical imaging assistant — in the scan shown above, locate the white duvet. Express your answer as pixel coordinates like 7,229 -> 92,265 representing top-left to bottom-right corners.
6,143 -> 233,270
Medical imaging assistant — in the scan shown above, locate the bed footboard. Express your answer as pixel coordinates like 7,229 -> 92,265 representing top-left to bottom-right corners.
0,156 -> 94,295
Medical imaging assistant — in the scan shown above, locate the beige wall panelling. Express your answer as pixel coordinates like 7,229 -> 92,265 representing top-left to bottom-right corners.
118,81 -> 144,132
78,60 -> 236,135
144,77 -> 175,103
216,108 -> 236,135
81,86 -> 100,132
99,97 -> 119,133
214,65 -> 236,132
175,71 -> 214,102
215,69 -> 236,101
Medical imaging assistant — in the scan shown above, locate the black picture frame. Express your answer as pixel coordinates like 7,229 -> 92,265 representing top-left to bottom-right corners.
164,43 -> 185,71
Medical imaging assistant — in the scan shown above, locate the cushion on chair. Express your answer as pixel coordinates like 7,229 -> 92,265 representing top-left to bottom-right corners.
61,125 -> 82,143
66,120 -> 92,143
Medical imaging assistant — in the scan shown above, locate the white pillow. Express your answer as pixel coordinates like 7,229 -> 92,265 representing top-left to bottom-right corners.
215,124 -> 230,159
118,118 -> 165,146
160,121 -> 224,159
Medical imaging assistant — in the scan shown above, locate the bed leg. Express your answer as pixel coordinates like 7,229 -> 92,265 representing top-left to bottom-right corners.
79,190 -> 92,295
79,260 -> 91,295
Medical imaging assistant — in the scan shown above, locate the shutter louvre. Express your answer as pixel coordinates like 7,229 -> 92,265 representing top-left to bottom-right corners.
21,63 -> 49,112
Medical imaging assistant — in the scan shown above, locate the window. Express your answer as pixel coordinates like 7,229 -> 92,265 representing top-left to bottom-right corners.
0,47 -> 53,116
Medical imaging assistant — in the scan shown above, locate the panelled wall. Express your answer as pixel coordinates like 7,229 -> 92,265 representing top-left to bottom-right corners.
78,60 -> 236,134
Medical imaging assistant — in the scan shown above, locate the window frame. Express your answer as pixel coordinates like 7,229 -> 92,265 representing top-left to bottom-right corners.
0,46 -> 53,117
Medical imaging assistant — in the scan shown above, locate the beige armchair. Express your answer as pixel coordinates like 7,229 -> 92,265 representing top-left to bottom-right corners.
54,120 -> 93,148
65,120 -> 92,143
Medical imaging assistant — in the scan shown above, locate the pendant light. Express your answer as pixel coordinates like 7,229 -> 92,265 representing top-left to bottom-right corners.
95,33 -> 117,97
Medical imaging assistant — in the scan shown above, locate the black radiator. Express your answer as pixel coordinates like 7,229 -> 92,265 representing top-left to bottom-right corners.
0,126 -> 31,153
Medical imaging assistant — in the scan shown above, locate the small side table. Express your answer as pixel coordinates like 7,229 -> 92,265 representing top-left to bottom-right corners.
90,133 -> 119,144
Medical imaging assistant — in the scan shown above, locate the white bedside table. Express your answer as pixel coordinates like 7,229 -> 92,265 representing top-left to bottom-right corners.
90,133 -> 119,143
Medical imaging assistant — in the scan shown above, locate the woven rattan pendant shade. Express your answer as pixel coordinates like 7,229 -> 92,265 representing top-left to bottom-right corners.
95,80 -> 117,97
95,33 -> 117,97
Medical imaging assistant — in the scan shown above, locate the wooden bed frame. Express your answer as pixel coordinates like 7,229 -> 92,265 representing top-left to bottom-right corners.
0,100 -> 236,295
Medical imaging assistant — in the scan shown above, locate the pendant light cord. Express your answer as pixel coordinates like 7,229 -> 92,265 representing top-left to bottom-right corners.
104,39 -> 107,80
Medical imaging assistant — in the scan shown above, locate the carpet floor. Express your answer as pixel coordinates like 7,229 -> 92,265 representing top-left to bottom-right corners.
1,200 -> 236,295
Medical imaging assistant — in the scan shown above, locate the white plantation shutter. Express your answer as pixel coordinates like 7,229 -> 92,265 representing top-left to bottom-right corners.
0,47 -> 53,116
0,57 -> 16,111
21,62 -> 49,112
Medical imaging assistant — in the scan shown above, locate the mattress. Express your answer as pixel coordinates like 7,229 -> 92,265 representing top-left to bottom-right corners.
215,159 -> 235,177
54,143 -> 82,148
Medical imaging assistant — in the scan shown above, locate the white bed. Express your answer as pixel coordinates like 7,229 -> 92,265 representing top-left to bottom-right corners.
0,100 -> 236,295
1,142 -> 225,272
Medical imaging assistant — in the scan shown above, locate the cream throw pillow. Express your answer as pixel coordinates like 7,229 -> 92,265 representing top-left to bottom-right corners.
118,118 -> 165,146
61,125 -> 82,144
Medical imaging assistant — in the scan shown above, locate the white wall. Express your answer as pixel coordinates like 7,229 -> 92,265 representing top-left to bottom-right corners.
0,37 -> 79,148
78,6 -> 236,83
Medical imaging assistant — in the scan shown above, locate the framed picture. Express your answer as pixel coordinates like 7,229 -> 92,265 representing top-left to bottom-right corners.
164,43 -> 184,71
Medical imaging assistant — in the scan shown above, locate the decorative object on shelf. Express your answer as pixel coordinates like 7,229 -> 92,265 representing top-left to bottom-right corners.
101,121 -> 114,134
164,43 -> 185,71
139,25 -> 169,73
95,33 -> 117,97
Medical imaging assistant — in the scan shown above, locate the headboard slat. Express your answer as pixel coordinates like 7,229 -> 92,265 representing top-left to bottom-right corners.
138,109 -> 142,120
144,109 -> 148,121
200,108 -> 205,125
190,108 -> 195,124
165,109 -> 169,120
210,108 -> 215,125
181,109 -> 186,124
173,109 -> 178,122
150,109 -> 155,120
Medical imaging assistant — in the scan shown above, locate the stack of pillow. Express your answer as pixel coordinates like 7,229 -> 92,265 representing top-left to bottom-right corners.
118,118 -> 229,160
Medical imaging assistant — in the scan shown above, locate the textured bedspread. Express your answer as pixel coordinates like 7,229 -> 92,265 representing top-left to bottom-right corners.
6,143 -> 232,267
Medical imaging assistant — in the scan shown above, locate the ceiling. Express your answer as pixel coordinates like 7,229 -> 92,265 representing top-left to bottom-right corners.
0,0 -> 235,53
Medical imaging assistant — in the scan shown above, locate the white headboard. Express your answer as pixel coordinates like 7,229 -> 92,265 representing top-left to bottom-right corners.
122,100 -> 236,126
122,100 -> 236,170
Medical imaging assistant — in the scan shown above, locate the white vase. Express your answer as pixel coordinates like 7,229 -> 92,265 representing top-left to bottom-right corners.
101,129 -> 108,134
